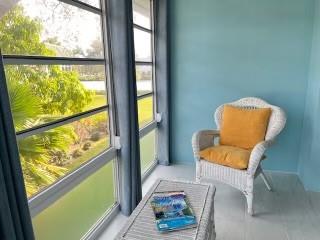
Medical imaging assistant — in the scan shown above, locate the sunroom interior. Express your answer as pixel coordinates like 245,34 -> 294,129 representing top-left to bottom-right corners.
0,0 -> 320,240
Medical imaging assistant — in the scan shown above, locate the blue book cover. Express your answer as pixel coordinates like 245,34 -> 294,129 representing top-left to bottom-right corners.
150,191 -> 197,232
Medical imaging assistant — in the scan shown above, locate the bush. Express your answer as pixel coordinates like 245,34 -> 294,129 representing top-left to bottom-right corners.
49,150 -> 70,166
72,149 -> 83,158
82,142 -> 91,151
90,132 -> 101,141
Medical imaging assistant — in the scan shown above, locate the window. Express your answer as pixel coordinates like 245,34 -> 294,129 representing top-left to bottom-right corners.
140,130 -> 156,173
17,111 -> 110,195
7,64 -> 108,131
133,0 -> 151,29
1,1 -> 103,58
133,0 -> 157,174
32,160 -> 115,240
0,0 -> 117,239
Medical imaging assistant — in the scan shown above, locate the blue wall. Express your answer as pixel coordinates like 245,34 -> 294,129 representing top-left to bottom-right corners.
169,0 -> 314,172
299,0 -> 320,191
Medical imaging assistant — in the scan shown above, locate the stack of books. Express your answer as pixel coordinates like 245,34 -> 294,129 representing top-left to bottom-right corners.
150,191 -> 197,232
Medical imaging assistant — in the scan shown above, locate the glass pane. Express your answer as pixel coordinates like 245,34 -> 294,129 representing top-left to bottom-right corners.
133,0 -> 151,29
32,161 -> 116,240
140,130 -> 156,173
18,111 -> 110,197
138,96 -> 154,128
134,28 -> 152,62
136,65 -> 152,96
79,0 -> 100,8
5,64 -> 107,132
0,0 -> 103,58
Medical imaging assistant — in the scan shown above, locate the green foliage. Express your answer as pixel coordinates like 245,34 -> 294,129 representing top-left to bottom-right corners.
6,65 -> 94,117
0,5 -> 54,56
7,78 -> 41,131
40,66 -> 93,115
18,124 -> 76,195
7,80 -> 77,195
0,5 -> 95,196
1,6 -> 94,117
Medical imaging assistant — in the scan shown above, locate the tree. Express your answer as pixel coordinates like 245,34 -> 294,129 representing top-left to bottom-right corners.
79,38 -> 105,81
1,6 -> 94,117
87,38 -> 103,58
0,5 -> 54,56
0,5 -> 94,196
8,80 -> 76,195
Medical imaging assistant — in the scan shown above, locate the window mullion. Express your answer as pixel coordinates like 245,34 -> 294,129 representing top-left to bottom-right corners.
59,0 -> 102,14
3,55 -> 105,65
133,24 -> 152,33
135,61 -> 152,65
139,120 -> 157,138
16,105 -> 108,140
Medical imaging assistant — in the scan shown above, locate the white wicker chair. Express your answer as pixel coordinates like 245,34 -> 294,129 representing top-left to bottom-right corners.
192,97 -> 286,215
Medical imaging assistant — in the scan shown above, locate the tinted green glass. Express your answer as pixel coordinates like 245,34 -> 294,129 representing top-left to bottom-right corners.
32,161 -> 116,240
140,130 -> 156,173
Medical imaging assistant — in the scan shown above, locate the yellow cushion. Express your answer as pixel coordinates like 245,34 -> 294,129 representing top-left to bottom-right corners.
199,145 -> 251,169
219,105 -> 271,149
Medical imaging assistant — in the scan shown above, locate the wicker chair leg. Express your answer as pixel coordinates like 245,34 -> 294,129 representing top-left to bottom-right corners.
196,176 -> 201,183
195,161 -> 201,183
245,191 -> 254,216
260,171 -> 273,191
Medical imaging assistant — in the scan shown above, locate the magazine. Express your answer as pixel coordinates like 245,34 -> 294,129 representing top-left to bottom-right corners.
150,191 -> 197,232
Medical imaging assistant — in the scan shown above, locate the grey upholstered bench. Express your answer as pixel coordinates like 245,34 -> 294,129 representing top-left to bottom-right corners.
116,179 -> 216,240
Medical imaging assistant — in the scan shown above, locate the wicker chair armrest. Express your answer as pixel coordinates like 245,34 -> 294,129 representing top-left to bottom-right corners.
247,140 -> 274,175
192,130 -> 220,161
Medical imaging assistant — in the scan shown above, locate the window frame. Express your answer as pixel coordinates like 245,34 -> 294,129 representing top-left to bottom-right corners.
2,0 -> 120,227
1,0 -> 166,237
133,0 -> 159,177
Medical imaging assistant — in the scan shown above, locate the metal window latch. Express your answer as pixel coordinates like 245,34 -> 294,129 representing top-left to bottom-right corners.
114,136 -> 121,150
156,113 -> 162,123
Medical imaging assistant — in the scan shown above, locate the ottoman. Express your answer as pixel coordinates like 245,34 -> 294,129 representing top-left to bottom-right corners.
116,179 -> 216,240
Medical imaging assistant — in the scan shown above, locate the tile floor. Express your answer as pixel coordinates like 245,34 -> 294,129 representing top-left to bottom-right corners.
98,164 -> 320,240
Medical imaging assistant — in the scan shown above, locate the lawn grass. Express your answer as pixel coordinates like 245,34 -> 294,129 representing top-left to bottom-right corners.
85,94 -> 107,110
87,94 -> 154,128
83,94 -> 155,170
67,138 -> 110,170
68,95 -> 155,173
138,96 -> 153,128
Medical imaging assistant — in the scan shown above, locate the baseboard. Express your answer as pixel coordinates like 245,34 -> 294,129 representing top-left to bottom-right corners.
263,169 -> 298,175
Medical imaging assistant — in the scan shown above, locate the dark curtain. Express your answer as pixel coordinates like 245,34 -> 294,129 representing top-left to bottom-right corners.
0,53 -> 34,239
106,0 -> 142,216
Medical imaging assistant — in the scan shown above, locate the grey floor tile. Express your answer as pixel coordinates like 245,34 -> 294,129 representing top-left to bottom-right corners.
308,191 -> 320,218
98,164 -> 320,240
215,218 -> 245,240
